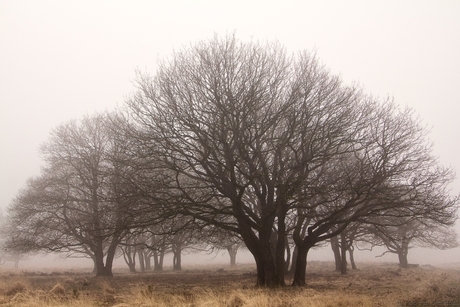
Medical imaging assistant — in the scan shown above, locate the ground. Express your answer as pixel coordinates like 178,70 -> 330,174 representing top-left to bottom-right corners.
0,261 -> 459,306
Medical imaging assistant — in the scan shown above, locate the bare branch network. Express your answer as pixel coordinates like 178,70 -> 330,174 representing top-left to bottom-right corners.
3,35 -> 458,286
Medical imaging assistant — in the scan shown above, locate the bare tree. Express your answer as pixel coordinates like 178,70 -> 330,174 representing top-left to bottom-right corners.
126,35 -> 458,287
4,113 -> 153,276
289,100 -> 459,285
126,34 -> 370,287
365,215 -> 458,268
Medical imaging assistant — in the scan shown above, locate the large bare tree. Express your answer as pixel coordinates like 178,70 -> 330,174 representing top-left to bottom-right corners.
126,35 -> 457,287
126,35 -> 369,286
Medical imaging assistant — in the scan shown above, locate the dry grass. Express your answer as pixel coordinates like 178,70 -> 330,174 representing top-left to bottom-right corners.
0,262 -> 459,307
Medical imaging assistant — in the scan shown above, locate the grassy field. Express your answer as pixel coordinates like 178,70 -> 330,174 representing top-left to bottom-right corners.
0,262 -> 459,307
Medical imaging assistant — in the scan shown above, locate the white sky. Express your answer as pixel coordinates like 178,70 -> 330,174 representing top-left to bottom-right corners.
1,1 -> 460,264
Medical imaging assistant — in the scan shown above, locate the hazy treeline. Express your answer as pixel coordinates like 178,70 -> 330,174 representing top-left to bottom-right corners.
3,35 -> 458,287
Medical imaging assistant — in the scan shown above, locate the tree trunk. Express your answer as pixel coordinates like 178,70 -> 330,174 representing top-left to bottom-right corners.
275,209 -> 286,286
398,250 -> 409,268
91,255 -> 97,274
93,235 -> 119,277
122,245 -> 136,273
159,250 -> 164,270
254,255 -> 266,287
340,233 -> 347,275
292,245 -> 309,286
138,248 -> 145,272
99,236 -> 119,277
227,245 -> 238,266
235,211 -> 279,287
153,250 -> 160,270
94,242 -> 109,277
144,251 -> 152,271
349,246 -> 357,270
330,236 -> 342,272
172,243 -> 182,271
153,249 -> 165,271
259,228 -> 279,287
284,242 -> 291,274
288,246 -> 298,275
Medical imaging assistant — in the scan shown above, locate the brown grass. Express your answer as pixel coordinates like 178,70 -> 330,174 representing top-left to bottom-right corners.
0,262 -> 459,307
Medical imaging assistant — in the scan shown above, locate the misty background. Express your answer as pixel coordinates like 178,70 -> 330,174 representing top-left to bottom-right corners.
1,0 -> 459,270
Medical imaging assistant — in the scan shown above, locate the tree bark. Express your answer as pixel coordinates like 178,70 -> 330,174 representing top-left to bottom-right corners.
94,242 -> 110,277
292,245 -> 309,286
259,237 -> 278,287
235,208 -> 282,287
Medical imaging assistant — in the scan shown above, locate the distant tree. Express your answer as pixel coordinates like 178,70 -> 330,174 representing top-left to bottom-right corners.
366,216 -> 458,267
0,213 -> 25,269
330,222 -> 366,274
203,224 -> 245,266
4,113 -> 156,276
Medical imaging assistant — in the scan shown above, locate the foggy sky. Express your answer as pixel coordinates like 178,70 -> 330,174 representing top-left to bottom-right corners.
1,0 -> 460,265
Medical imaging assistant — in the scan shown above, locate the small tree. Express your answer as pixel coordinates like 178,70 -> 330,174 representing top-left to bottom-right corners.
367,218 -> 458,267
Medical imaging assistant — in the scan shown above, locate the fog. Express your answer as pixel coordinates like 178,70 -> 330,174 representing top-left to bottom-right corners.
1,1 -> 460,269
6,244 -> 457,273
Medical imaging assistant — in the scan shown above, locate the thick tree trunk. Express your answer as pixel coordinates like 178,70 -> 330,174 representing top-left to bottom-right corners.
234,204 -> 284,287
243,231 -> 280,287
254,255 -> 266,287
93,235 -> 120,277
259,239 -> 278,287
98,237 -> 119,277
398,250 -> 409,268
292,245 -> 309,286
94,242 -> 110,277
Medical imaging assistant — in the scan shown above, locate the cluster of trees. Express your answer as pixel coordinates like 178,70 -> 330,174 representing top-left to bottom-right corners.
3,35 -> 458,287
